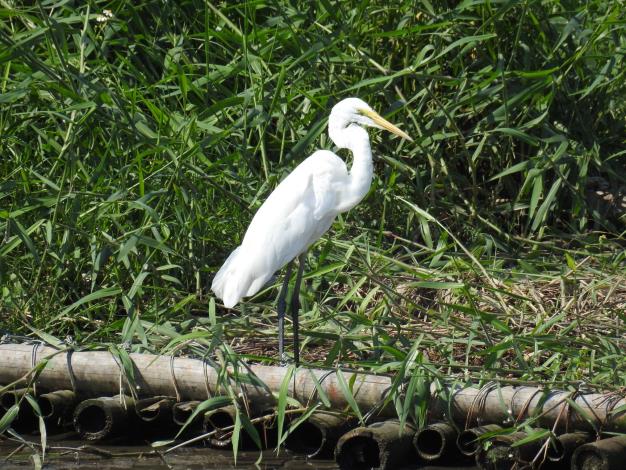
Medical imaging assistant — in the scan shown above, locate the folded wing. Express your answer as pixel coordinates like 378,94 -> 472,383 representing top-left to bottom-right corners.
211,151 -> 348,307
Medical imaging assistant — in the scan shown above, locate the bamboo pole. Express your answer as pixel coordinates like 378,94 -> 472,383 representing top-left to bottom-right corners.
440,384 -> 626,433
571,436 -> 626,470
0,343 -> 392,414
2,343 -> 626,434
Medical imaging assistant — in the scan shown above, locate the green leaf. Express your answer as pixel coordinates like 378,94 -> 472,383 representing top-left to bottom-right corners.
0,404 -> 19,434
232,408 -> 241,464
239,412 -> 262,450
489,161 -> 530,181
175,396 -> 231,438
336,370 -> 363,424
529,173 -> 543,219
56,287 -> 122,318
307,369 -> 332,408
128,271 -> 149,299
492,128 -> 539,146
108,345 -> 138,398
278,404 -> 320,447
7,218 -> 40,262
531,179 -> 562,231
276,364 -> 295,448
511,429 -> 551,447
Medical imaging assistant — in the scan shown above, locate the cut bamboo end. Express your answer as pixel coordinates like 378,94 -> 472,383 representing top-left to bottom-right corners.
135,396 -> 174,423
571,435 -> 626,470
546,432 -> 593,464
38,390 -> 77,420
135,396 -> 177,438
475,431 -> 545,470
335,420 -> 417,470
0,387 -> 32,409
457,424 -> 502,456
285,411 -> 357,459
413,421 -> 458,461
172,400 -> 201,426
73,395 -> 135,441
203,405 -> 238,448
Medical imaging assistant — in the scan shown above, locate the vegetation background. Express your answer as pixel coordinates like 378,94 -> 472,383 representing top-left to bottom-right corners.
1,0 -> 625,402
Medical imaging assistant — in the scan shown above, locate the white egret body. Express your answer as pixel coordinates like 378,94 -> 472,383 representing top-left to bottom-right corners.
211,97 -> 411,362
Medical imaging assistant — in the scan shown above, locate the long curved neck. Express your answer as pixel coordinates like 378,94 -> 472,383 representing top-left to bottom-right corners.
329,121 -> 373,213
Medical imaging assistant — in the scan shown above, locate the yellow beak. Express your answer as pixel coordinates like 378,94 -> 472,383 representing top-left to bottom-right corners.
360,108 -> 413,142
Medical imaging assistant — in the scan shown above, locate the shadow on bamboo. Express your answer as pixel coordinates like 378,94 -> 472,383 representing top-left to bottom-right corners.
203,405 -> 241,448
172,400 -> 200,426
571,435 -> 626,470
335,420 -> 417,470
38,390 -> 77,430
135,396 -> 176,437
285,411 -> 357,458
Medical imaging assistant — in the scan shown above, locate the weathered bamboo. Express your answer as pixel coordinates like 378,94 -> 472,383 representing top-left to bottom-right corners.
135,396 -> 177,437
475,431 -> 545,470
285,411 -> 356,458
457,424 -> 502,456
171,400 -> 201,426
73,395 -> 136,441
202,406 -> 300,450
335,420 -> 417,470
2,344 -> 626,435
203,405 -> 239,448
202,405 -> 270,449
439,384 -> 626,433
413,421 -> 460,462
546,432 -> 592,466
0,344 -> 392,415
571,436 -> 626,470
135,396 -> 175,424
38,390 -> 77,428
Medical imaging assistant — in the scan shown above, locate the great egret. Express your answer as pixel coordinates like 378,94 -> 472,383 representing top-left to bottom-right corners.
212,97 -> 412,364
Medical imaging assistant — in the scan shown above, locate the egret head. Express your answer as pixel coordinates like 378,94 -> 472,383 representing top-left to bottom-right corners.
329,98 -> 413,148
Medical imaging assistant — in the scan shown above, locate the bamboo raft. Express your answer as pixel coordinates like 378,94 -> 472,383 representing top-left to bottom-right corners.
1,343 -> 626,469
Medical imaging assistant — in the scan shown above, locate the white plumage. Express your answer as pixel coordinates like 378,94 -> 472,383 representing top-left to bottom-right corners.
212,97 -> 411,308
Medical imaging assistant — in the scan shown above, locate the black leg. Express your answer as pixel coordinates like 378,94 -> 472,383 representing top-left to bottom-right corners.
277,261 -> 293,365
290,253 -> 306,366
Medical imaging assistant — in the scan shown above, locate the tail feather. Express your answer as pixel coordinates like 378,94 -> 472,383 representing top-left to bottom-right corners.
211,247 -> 245,308
212,246 -> 279,308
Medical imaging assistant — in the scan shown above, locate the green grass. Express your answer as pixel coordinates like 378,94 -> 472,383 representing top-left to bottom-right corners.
1,0 -> 625,424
